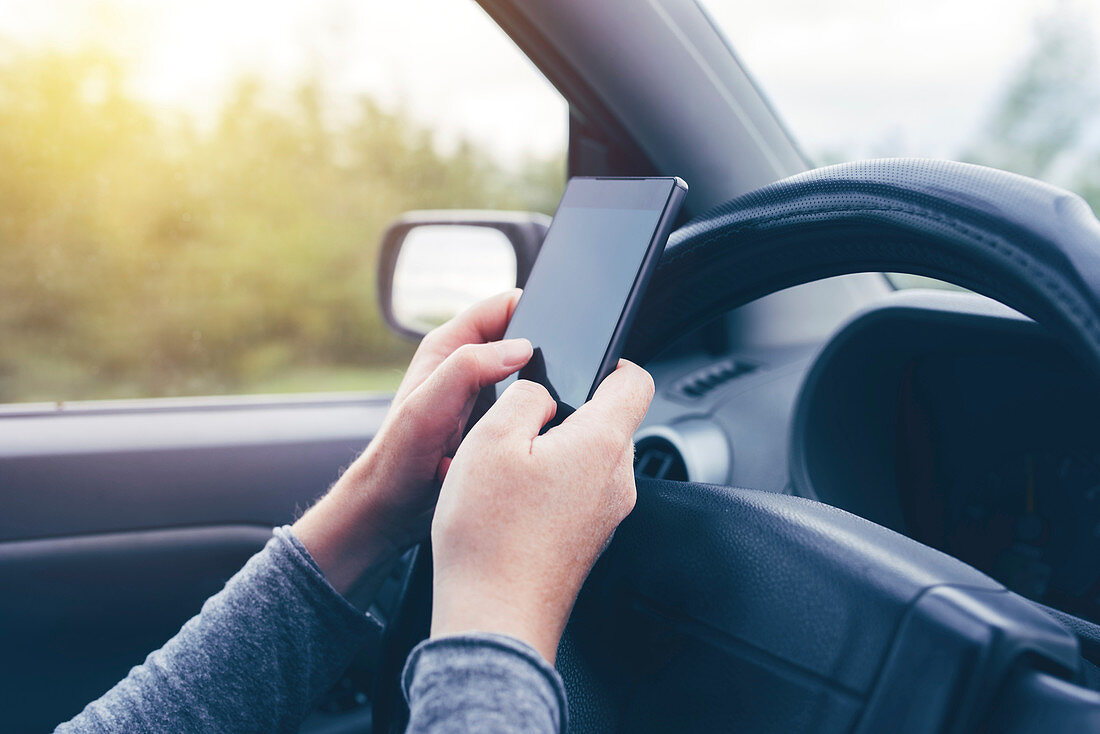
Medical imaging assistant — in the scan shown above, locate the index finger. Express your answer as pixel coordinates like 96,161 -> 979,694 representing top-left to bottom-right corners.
397,289 -> 523,402
551,360 -> 655,447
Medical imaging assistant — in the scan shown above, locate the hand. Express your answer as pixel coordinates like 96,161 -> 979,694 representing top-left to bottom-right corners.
429,360 -> 654,664
294,289 -> 532,593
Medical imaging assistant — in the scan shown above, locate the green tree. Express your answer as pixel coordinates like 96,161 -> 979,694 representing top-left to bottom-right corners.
963,11 -> 1100,202
0,47 -> 564,402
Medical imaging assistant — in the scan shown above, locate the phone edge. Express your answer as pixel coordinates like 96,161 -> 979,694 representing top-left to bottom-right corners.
585,177 -> 689,402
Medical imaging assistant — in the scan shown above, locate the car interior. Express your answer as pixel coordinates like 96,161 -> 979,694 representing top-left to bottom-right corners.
2,0 -> 1100,732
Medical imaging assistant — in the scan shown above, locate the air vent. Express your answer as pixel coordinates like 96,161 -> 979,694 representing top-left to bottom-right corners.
672,359 -> 757,400
634,420 -> 732,484
634,436 -> 689,481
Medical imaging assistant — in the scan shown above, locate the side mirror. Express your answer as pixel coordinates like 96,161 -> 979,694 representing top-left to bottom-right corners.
378,210 -> 550,340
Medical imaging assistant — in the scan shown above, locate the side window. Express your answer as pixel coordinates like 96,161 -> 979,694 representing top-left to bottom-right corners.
0,0 -> 566,403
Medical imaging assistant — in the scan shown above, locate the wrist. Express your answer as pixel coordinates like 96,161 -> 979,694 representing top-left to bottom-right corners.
431,583 -> 564,665
293,471 -> 402,595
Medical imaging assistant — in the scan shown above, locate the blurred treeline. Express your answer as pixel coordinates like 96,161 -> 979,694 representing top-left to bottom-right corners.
4,10 -> 1099,403
0,48 -> 565,402
845,11 -> 1100,293
963,13 -> 1100,204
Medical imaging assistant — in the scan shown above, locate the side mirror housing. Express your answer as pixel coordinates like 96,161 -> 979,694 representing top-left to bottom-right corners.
378,210 -> 549,340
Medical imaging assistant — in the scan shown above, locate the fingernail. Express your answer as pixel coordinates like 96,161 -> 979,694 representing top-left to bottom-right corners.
494,338 -> 531,368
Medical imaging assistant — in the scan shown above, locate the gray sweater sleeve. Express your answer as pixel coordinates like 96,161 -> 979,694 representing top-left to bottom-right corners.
56,526 -> 379,733
56,526 -> 569,734
403,633 -> 568,734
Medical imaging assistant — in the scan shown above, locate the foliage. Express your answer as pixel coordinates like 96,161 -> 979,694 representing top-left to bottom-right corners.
0,47 -> 564,402
4,8 -> 1098,402
885,11 -> 1099,293
962,11 -> 1100,206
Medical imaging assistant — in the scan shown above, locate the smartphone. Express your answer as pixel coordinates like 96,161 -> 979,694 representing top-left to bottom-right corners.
490,176 -> 687,425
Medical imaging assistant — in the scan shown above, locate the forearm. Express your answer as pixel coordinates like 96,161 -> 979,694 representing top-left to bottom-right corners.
403,633 -> 568,734
57,528 -> 378,733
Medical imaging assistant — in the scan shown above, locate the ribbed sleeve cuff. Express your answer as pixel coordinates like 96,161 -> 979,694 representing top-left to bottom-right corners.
273,526 -> 383,637
402,632 -> 568,734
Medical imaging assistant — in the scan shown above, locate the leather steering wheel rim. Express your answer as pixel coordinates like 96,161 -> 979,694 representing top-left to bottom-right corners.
374,158 -> 1100,733
626,158 -> 1100,373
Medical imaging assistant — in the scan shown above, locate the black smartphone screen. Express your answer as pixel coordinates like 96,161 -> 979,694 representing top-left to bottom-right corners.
496,177 -> 686,416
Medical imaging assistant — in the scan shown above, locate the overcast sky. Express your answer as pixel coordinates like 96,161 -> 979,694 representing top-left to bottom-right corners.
709,0 -> 1100,160
0,0 -> 1096,163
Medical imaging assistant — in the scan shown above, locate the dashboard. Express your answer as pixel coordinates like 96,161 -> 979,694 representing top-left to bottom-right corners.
639,289 -> 1100,626
896,343 -> 1100,622
790,290 -> 1100,623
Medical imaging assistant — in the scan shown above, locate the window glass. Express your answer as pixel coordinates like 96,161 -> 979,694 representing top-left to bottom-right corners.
0,0 -> 566,402
701,0 -> 1100,289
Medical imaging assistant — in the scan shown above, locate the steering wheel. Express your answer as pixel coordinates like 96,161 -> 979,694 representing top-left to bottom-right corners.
374,159 -> 1100,733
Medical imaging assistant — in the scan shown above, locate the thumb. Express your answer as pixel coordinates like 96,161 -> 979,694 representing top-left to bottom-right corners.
406,339 -> 532,423
556,360 -> 654,446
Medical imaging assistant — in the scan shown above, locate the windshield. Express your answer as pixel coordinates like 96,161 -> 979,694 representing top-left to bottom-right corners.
701,0 -> 1100,199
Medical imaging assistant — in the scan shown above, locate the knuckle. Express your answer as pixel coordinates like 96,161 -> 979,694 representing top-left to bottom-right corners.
469,411 -> 506,441
481,417 -> 512,443
450,342 -> 479,363
510,378 -> 539,395
446,343 -> 483,375
390,391 -> 426,425
421,324 -> 448,349
510,378 -> 551,405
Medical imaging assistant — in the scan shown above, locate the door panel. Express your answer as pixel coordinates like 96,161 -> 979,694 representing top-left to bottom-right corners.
0,396 -> 388,540
0,395 -> 390,732
1,526 -> 270,731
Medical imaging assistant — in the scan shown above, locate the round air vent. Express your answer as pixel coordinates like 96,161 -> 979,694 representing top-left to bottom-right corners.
633,419 -> 732,484
634,435 -> 689,481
